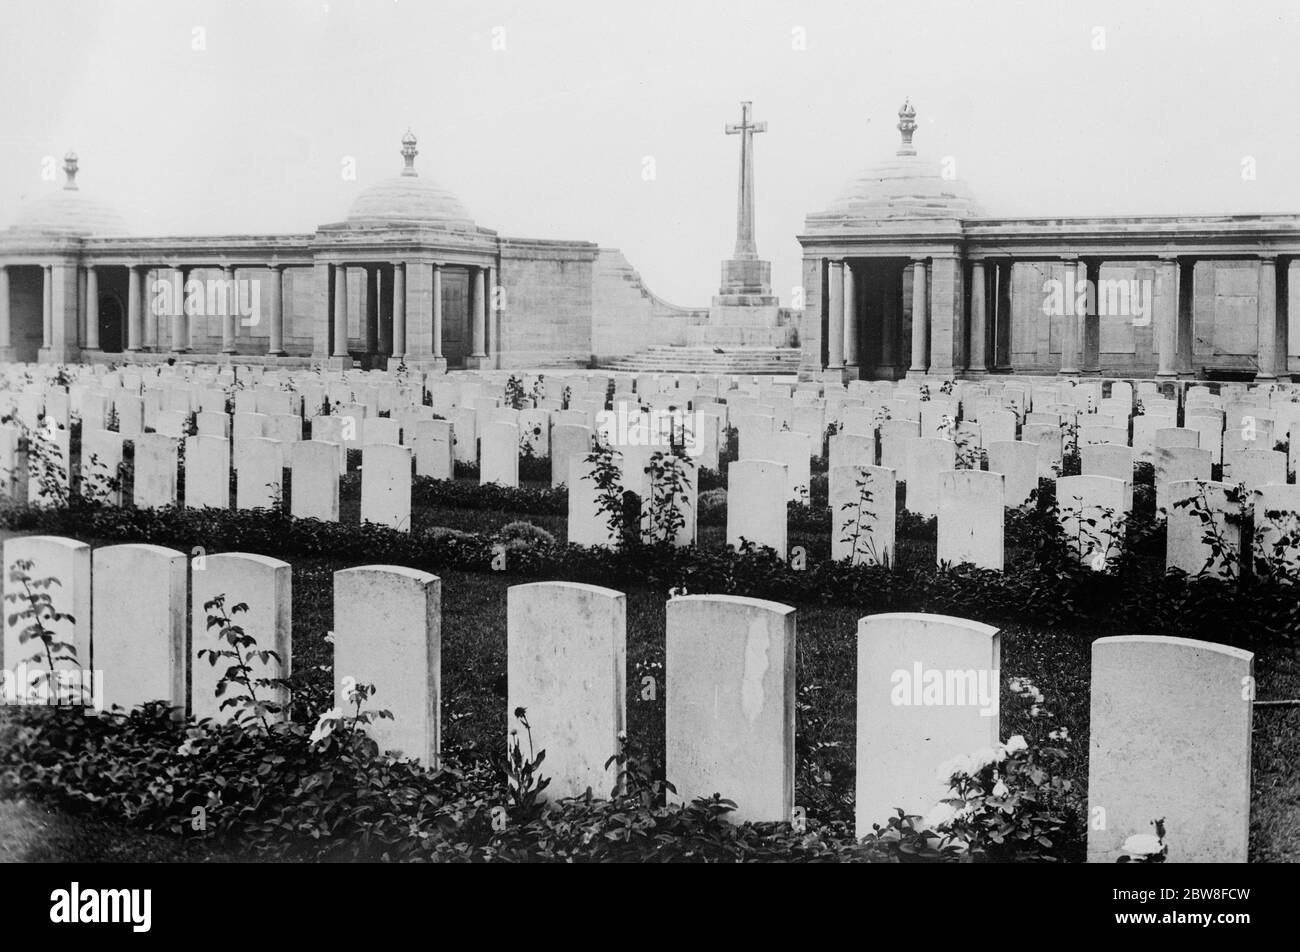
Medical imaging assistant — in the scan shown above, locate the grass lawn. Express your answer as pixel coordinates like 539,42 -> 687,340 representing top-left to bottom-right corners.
2,473 -> 1297,861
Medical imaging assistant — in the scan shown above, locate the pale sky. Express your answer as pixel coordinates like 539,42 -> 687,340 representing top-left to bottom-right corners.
2,0 -> 1299,307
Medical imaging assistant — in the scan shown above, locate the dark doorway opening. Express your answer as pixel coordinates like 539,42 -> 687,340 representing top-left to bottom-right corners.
440,269 -> 470,368
98,295 -> 123,353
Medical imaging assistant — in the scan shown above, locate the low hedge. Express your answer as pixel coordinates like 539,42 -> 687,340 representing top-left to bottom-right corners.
0,494 -> 1292,651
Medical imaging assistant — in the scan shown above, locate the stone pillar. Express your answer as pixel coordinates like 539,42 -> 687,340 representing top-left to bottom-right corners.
1256,255 -> 1278,380
842,261 -> 858,375
332,264 -> 349,358
1059,257 -> 1080,376
1156,256 -> 1178,379
267,265 -> 285,356
0,265 -> 11,353
1082,258 -> 1101,374
908,258 -> 928,376
798,256 -> 824,380
42,265 -> 54,348
968,259 -> 987,374
826,260 -> 844,371
391,262 -> 407,360
485,265 -> 496,367
220,266 -> 236,354
77,266 -> 87,348
126,265 -> 142,351
469,265 -> 487,365
171,268 -> 189,353
364,266 -> 379,357
928,256 -> 959,375
143,268 -> 158,350
431,263 -> 442,360
84,265 -> 99,350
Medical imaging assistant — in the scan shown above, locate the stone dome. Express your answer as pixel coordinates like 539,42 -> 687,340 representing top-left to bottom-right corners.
814,101 -> 984,224
346,132 -> 475,229
8,153 -> 130,237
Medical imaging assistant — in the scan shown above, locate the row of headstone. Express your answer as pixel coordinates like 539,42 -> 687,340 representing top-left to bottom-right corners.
1,537 -> 290,721
1,542 -> 1250,861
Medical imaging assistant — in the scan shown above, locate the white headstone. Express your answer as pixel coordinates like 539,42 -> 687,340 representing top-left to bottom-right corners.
234,437 -> 283,511
937,470 -> 1005,570
480,421 -> 519,487
361,443 -> 412,531
1087,636 -> 1252,863
2,536 -> 91,698
855,612 -> 1000,837
184,435 -> 231,510
507,582 -> 626,800
191,553 -> 292,724
333,565 -> 440,764
133,434 -> 179,509
666,595 -> 796,823
92,544 -> 187,713
986,440 -> 1038,506
726,459 -> 788,555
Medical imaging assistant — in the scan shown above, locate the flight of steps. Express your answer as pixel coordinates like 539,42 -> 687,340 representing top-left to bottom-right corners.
603,345 -> 802,374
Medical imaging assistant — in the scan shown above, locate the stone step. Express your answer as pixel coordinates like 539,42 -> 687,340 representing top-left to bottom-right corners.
602,346 -> 802,374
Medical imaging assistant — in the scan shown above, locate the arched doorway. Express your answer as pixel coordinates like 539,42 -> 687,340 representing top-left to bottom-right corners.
97,294 -> 123,353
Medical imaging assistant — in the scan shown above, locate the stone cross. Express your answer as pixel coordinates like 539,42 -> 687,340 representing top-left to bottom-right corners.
725,101 -> 766,260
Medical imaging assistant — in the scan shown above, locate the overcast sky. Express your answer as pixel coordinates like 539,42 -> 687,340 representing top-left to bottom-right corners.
3,0 -> 1298,306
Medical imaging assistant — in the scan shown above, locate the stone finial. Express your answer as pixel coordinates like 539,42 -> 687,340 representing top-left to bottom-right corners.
63,151 -> 79,190
400,130 -> 418,176
897,99 -> 917,156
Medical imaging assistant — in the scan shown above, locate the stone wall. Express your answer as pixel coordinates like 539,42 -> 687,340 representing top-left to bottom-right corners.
591,249 -> 708,363
496,239 -> 599,369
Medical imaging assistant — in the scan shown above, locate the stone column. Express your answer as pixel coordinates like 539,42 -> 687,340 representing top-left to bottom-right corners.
42,265 -> 54,348
391,262 -> 407,360
364,266 -> 379,357
0,265 -> 12,352
84,265 -> 98,350
798,256 -> 825,379
1082,258 -> 1101,374
928,256 -> 959,375
487,265 -> 498,367
1156,256 -> 1178,379
332,264 -> 349,358
171,267 -> 189,353
968,259 -> 987,374
1256,255 -> 1278,380
842,261 -> 858,375
470,266 -> 487,364
431,263 -> 442,360
77,266 -> 87,348
826,260 -> 844,371
267,265 -> 285,356
126,265 -> 142,351
142,268 -> 157,350
1058,257 -> 1080,376
220,266 -> 236,354
908,257 -> 928,376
